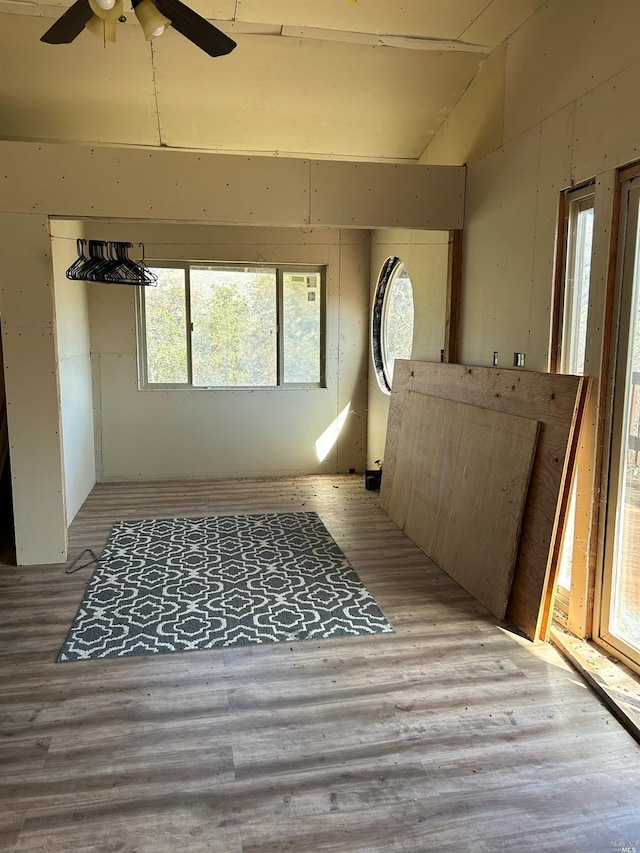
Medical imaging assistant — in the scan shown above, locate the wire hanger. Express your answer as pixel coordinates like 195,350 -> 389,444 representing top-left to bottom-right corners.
65,240 -> 157,286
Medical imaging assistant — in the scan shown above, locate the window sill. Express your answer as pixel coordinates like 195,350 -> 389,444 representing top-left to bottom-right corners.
550,624 -> 640,745
138,384 -> 327,392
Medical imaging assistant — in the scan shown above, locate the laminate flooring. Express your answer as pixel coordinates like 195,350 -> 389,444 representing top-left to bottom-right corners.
1,475 -> 639,852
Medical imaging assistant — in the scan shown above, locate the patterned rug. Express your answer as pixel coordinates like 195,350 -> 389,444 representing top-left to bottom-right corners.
58,512 -> 393,661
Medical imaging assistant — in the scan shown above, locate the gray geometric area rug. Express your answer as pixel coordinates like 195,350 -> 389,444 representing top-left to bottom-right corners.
58,512 -> 394,661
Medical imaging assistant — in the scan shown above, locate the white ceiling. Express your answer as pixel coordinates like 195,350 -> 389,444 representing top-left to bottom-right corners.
0,0 -> 545,162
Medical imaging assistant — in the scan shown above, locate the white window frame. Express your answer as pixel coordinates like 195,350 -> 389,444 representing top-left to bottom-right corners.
558,187 -> 595,376
554,184 -> 595,616
136,262 -> 326,390
596,176 -> 640,674
371,257 -> 415,394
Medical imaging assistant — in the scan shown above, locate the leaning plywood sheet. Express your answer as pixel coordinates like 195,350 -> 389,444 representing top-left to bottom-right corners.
380,361 -> 588,642
388,392 -> 539,620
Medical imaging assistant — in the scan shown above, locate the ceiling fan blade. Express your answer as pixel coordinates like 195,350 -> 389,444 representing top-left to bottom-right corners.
151,0 -> 237,57
40,0 -> 93,44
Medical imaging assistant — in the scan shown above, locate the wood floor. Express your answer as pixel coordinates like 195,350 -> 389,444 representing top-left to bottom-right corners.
1,475 -> 639,852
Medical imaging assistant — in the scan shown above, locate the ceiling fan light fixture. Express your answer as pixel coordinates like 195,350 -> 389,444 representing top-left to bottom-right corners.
85,14 -> 117,40
134,0 -> 171,40
41,0 -> 234,56
88,0 -> 123,20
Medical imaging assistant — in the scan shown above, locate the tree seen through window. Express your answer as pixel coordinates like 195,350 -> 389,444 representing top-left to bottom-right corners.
141,264 -> 324,388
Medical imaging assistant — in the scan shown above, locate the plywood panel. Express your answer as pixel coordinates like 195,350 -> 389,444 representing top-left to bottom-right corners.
388,392 -> 539,618
380,361 -> 588,640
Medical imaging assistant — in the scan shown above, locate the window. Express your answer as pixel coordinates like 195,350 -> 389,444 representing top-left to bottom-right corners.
558,189 -> 595,377
599,174 -> 640,672
138,263 -> 325,388
371,257 -> 415,393
555,186 -> 595,600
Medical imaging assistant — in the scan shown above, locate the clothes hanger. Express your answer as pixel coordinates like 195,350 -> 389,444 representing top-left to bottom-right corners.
65,240 -> 157,286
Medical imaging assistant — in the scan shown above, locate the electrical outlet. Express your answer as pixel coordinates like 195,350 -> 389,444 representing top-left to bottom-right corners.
513,352 -> 526,367
493,351 -> 498,366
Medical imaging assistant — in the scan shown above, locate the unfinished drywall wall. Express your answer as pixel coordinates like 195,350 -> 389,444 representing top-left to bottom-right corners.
368,229 -> 449,468
51,221 -> 96,523
423,0 -> 640,373
0,141 -> 465,231
0,213 -> 66,565
419,44 -> 506,168
0,13 -> 484,162
415,0 -> 639,638
83,222 -> 368,481
0,139 -> 463,563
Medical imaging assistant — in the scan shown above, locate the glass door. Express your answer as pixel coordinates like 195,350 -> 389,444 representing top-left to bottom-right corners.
599,179 -> 640,671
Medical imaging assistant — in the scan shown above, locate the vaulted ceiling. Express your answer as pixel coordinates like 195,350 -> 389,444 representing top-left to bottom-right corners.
0,0 -> 545,162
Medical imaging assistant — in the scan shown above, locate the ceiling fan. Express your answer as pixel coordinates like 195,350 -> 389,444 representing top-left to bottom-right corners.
40,0 -> 237,57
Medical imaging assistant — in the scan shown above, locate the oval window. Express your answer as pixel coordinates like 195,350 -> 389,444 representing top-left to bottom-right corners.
371,257 -> 415,393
